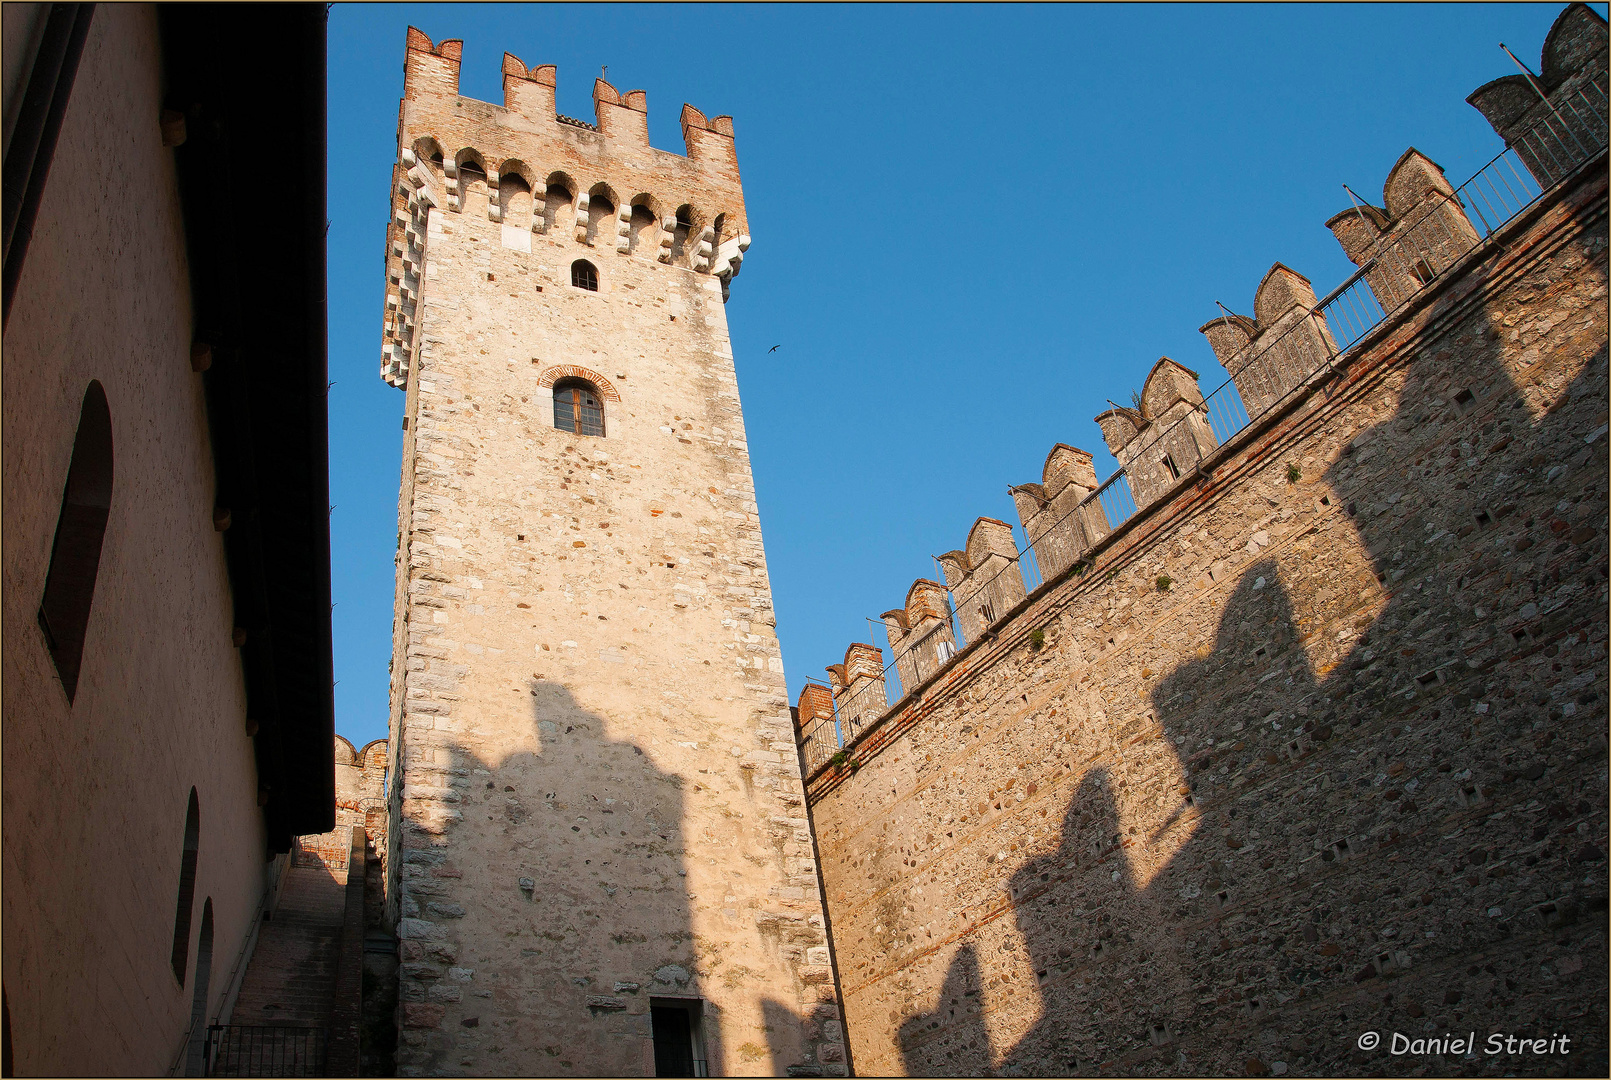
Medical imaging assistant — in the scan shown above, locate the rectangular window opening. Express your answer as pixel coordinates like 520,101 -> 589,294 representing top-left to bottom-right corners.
1163,454 -> 1181,480
651,999 -> 707,1077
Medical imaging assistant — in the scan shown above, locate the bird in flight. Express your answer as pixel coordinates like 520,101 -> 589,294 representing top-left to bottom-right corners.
768,344 -> 781,353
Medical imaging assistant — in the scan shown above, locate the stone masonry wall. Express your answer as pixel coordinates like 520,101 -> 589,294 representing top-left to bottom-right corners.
380,31 -> 840,1078
805,155 -> 1609,1074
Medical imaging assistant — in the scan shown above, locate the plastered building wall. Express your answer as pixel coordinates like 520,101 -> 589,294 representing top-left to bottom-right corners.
802,22 -> 1609,1077
0,5 -> 272,1073
378,31 -> 841,1077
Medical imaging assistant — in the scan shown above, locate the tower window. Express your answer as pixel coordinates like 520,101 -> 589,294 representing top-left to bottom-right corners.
1162,453 -> 1181,480
170,788 -> 201,984
571,259 -> 598,291
38,381 -> 113,702
553,379 -> 605,437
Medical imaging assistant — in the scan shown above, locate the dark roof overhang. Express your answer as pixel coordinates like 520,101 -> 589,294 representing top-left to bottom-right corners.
159,3 -> 333,851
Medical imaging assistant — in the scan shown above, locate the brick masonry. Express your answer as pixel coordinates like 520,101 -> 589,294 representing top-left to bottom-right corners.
231,737 -> 388,1074
377,29 -> 840,1078
802,21 -> 1609,1078
231,860 -> 351,1028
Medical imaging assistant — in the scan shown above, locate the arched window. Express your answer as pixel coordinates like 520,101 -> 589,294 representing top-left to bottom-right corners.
38,381 -> 113,702
571,260 -> 598,292
183,900 -> 214,1077
170,789 -> 200,984
553,378 -> 605,437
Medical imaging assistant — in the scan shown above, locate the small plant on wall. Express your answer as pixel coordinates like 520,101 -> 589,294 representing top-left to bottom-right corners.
1287,463 -> 1302,483
1156,575 -> 1173,592
829,750 -> 850,771
1029,628 -> 1046,651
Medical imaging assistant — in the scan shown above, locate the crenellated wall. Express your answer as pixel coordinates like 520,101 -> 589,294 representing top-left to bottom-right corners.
1099,358 -> 1224,505
1468,3 -> 1609,187
1011,445 -> 1109,583
798,8 -> 1608,1075
380,30 -> 752,388
827,643 -> 891,744
938,519 -> 1028,646
1324,150 -> 1483,314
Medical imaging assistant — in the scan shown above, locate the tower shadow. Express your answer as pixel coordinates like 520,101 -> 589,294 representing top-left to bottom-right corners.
896,942 -> 993,1076
399,680 -> 708,1076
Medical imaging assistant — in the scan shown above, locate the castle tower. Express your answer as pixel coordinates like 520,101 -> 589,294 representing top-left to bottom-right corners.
378,31 -> 843,1076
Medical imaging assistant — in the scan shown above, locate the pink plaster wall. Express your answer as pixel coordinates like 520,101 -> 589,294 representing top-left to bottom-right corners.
1,6 -> 272,1073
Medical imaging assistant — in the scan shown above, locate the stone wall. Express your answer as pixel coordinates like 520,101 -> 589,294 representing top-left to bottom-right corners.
379,30 -> 841,1077
804,80 -> 1608,1080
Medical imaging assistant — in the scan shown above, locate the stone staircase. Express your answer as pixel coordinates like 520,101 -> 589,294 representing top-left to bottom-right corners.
230,860 -> 348,1026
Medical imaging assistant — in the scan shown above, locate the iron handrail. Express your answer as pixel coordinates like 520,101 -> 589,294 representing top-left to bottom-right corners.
203,1025 -> 329,1078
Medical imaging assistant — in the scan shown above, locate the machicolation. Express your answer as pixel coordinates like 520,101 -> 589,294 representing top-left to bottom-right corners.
381,29 -> 752,388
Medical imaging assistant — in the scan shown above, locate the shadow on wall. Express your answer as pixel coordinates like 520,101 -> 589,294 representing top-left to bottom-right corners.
762,997 -> 807,1076
897,243 -> 1610,1074
401,680 -> 717,1076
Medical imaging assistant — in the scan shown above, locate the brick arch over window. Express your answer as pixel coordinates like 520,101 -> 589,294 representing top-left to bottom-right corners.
534,366 -> 620,402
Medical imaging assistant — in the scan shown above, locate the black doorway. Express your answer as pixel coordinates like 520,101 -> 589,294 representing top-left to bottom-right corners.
650,999 -> 706,1077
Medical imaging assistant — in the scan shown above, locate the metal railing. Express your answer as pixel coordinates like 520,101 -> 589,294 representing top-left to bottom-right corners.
204,1026 -> 328,1078
797,74 -> 1607,778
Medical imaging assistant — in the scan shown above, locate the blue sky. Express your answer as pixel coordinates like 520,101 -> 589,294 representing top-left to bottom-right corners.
327,3 -> 1600,748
